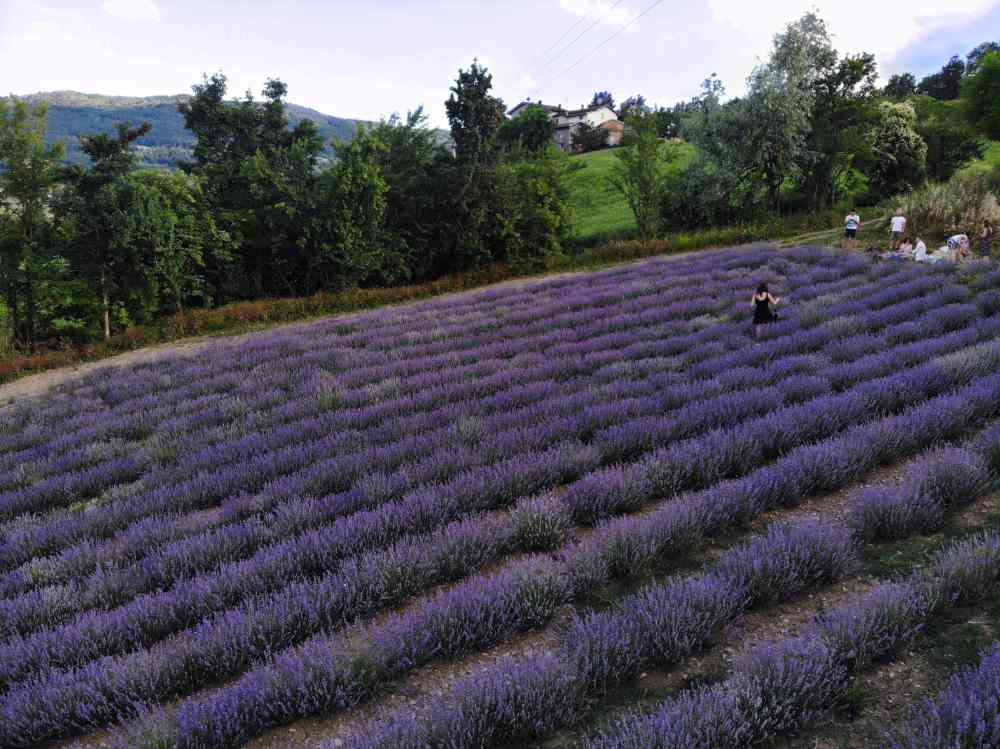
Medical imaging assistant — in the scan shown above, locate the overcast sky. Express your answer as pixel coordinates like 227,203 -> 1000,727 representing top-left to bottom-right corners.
2,0 -> 998,127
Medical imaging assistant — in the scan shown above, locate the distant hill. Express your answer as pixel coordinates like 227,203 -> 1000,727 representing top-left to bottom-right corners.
11,91 -> 367,169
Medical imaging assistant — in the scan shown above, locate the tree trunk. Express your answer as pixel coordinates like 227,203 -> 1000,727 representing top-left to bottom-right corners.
24,259 -> 35,353
100,266 -> 111,341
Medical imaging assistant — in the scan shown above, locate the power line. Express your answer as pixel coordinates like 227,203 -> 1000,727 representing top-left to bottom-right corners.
534,0 -> 667,95
537,0 -> 628,72
530,14 -> 590,66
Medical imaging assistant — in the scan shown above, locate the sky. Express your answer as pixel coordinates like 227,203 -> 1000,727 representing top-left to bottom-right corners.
1,0 -> 998,128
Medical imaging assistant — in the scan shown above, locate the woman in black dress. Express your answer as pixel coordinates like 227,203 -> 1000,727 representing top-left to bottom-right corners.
752,283 -> 780,338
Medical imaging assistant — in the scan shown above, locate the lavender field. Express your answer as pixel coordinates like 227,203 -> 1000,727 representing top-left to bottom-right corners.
3,244 -> 1000,749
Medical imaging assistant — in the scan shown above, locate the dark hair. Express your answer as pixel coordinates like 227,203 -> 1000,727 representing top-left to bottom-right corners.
756,282 -> 768,294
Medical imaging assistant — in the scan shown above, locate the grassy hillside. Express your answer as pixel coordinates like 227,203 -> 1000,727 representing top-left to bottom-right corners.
960,139 -> 1000,176
566,143 -> 695,245
11,91 -> 365,168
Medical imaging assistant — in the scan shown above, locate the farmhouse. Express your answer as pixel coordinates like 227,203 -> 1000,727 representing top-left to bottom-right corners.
508,100 -> 624,152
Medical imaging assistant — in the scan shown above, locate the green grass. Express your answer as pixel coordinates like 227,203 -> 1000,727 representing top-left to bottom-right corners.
565,143 -> 695,246
959,140 -> 1000,177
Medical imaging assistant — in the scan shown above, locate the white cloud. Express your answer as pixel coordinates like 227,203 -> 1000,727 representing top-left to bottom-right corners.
559,0 -> 639,31
517,74 -> 538,90
101,0 -> 161,22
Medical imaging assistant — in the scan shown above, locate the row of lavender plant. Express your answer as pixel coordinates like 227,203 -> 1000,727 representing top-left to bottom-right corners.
331,422 -> 1000,749
0,245 -> 787,460
0,262 -> 836,580
0,258 -> 900,584
11,368 -> 998,747
583,531 -> 1000,748
0,275 -> 752,522
0,355 -> 823,634
0,248 -> 860,512
0,253 -> 832,536
881,642 -> 1000,749
4,317 -> 990,686
0,248 -> 908,524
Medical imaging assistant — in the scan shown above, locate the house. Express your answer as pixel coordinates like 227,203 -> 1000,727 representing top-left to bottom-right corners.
508,100 -> 624,152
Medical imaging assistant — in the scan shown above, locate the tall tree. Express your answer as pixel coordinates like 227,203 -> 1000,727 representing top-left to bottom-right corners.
58,122 -> 151,339
618,94 -> 648,120
966,41 -> 1000,76
868,101 -> 927,197
884,73 -> 917,100
796,51 -> 879,210
610,109 -> 670,240
0,100 -> 64,350
590,91 -> 615,110
917,56 -> 966,100
444,60 -> 507,268
178,74 -> 324,297
738,12 -> 824,211
961,51 -> 1000,140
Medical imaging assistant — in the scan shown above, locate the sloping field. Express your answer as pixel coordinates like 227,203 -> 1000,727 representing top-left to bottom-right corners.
2,245 -> 1000,748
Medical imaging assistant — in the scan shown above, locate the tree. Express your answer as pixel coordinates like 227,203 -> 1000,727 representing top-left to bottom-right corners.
571,122 -> 609,153
618,94 -> 648,120
444,60 -> 507,268
609,110 -> 670,240
496,146 -> 572,270
917,56 -> 966,100
58,122 -> 152,339
445,60 -> 506,168
884,73 -> 917,100
590,91 -> 615,110
0,99 -> 64,350
794,51 -> 879,210
178,73 -> 324,298
868,101 -> 927,197
115,171 -> 230,316
738,13 -> 822,211
966,41 -> 1000,76
360,108 -> 451,281
498,104 -> 555,153
912,95 -> 984,182
961,51 -> 1000,140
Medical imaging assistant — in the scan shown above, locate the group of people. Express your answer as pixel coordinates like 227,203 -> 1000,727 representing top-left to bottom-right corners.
842,209 -> 995,264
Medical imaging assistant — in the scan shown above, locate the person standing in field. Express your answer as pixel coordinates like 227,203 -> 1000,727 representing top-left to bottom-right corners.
752,283 -> 780,339
979,220 -> 995,258
889,209 -> 906,251
844,209 -> 861,249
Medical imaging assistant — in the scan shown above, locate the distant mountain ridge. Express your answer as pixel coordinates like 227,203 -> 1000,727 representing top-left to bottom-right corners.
10,91 -> 367,168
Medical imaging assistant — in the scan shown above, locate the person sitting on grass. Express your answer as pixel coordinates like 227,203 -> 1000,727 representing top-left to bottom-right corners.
844,209 -> 861,249
913,237 -> 928,262
751,282 -> 780,338
881,236 -> 914,260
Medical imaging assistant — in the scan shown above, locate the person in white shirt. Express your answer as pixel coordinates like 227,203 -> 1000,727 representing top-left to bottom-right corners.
914,238 -> 932,263
844,210 -> 861,249
889,209 -> 906,250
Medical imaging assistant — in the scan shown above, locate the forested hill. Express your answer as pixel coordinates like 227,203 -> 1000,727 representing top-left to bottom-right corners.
14,91 -> 365,168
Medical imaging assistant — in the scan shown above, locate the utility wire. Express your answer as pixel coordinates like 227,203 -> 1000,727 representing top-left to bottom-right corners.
537,0 -> 627,72
534,0 -> 667,94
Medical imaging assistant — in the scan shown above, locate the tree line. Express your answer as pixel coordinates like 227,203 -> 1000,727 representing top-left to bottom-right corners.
0,63 -> 570,351
0,14 -> 997,351
574,18 -> 998,238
